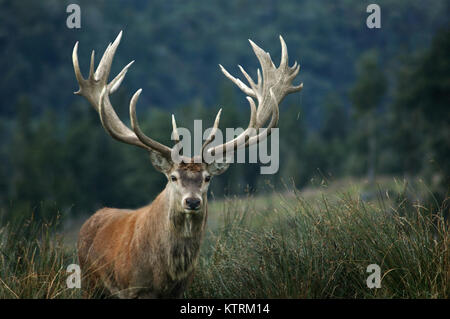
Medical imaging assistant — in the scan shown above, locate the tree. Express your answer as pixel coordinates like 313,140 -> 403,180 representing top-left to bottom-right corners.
390,28 -> 450,196
319,93 -> 350,178
350,50 -> 387,184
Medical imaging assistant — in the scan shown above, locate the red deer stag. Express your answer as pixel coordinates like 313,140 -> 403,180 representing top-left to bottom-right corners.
73,31 -> 302,298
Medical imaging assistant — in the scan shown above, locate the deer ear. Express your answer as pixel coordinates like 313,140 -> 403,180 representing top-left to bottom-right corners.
149,151 -> 173,173
207,161 -> 230,176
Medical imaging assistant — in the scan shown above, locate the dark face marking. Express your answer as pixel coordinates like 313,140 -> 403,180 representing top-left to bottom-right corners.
176,162 -> 205,190
178,169 -> 203,189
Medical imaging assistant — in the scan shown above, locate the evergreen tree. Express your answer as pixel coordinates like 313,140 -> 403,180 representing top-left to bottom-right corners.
350,50 -> 387,184
390,28 -> 450,196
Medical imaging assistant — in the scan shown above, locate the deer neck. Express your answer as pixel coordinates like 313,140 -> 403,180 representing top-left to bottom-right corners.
141,185 -> 208,280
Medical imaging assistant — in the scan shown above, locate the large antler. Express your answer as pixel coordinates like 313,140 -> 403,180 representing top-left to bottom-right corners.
204,36 -> 303,157
72,31 -> 175,160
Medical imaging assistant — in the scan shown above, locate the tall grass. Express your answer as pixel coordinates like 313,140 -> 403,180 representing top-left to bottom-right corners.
0,188 -> 448,298
187,191 -> 449,298
0,214 -> 81,298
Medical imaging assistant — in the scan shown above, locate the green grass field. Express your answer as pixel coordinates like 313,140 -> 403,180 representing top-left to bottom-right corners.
0,177 -> 448,298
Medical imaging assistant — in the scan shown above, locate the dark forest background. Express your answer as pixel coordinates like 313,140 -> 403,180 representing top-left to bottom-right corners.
0,0 -> 448,221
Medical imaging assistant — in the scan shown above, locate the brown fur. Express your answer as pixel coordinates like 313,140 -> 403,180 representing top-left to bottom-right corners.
178,162 -> 203,172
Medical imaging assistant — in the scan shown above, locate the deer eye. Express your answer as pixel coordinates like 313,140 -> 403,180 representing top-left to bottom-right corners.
204,176 -> 211,182
170,175 -> 177,182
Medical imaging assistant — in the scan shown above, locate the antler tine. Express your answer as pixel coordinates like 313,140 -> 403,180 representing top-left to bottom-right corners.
279,35 -> 289,70
72,41 -> 84,87
201,108 -> 222,157
172,114 -> 180,144
291,61 -> 298,71
248,39 -> 272,71
238,65 -> 258,94
72,31 -> 174,158
129,89 -> 173,159
94,31 -> 122,83
89,50 -> 96,78
219,64 -> 256,98
109,60 -> 135,94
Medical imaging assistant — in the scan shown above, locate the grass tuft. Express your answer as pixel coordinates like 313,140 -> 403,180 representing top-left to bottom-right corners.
187,190 -> 449,298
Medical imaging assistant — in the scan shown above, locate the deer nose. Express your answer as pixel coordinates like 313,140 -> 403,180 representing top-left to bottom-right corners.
185,197 -> 201,210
